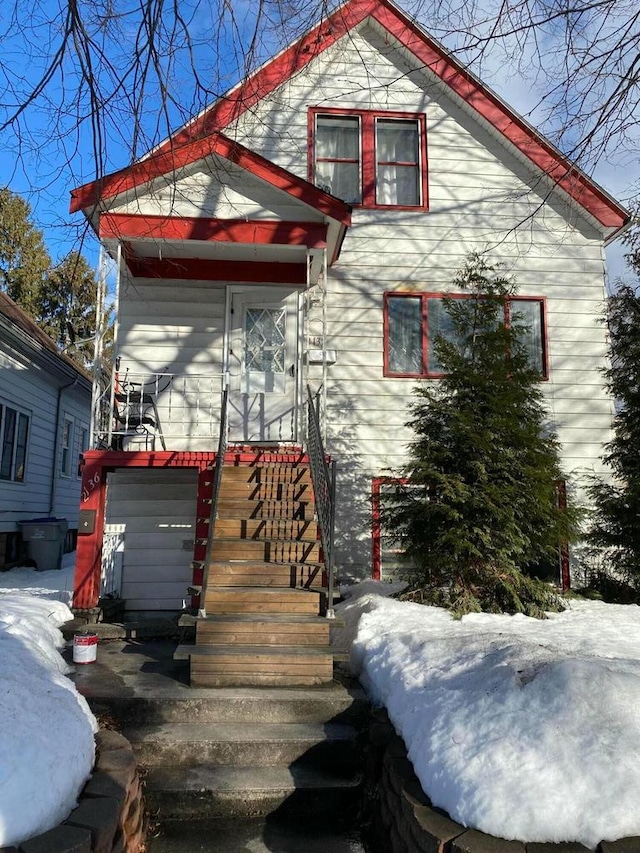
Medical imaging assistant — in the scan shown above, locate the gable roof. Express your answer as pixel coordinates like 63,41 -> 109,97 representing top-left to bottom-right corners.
0,291 -> 91,385
70,130 -> 351,227
70,0 -> 628,237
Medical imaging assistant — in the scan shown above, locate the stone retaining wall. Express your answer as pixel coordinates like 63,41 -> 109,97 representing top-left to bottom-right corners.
366,709 -> 639,853
3,730 -> 145,853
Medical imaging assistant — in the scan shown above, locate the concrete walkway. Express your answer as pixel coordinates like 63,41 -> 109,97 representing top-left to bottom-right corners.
148,816 -> 366,852
68,634 -> 368,852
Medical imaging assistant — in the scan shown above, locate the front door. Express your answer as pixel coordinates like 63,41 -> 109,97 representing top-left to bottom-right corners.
227,287 -> 300,442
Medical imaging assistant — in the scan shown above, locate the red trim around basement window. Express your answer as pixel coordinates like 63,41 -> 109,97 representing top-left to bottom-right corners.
308,108 -> 428,210
372,476 -> 408,580
99,214 -> 328,248
383,291 -> 549,379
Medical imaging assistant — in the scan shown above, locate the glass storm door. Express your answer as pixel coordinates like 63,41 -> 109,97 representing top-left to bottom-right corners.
228,288 -> 299,442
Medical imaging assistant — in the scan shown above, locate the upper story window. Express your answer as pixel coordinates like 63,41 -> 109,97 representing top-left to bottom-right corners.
383,293 -> 548,379
310,109 -> 428,209
0,403 -> 30,482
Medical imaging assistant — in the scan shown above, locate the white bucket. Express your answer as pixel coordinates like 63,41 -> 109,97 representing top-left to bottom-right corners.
73,632 -> 98,664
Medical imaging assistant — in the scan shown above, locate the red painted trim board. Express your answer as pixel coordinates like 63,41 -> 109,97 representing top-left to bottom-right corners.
70,132 -> 351,227
126,256 -> 307,284
70,0 -> 627,230
99,214 -> 328,248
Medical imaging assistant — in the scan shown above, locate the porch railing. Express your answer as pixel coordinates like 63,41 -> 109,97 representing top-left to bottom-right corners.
306,385 -> 337,619
199,386 -> 230,617
94,371 -> 226,449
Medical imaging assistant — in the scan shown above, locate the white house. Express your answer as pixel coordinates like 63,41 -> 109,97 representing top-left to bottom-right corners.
70,0 -> 628,626
0,292 -> 91,569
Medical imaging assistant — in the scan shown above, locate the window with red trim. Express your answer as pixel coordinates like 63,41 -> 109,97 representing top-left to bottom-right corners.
383,293 -> 548,378
310,109 -> 428,209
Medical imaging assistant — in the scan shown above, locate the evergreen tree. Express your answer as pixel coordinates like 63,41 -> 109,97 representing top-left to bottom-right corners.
391,255 -> 579,617
587,283 -> 640,584
0,188 -> 100,368
44,252 -> 98,354
0,187 -> 50,314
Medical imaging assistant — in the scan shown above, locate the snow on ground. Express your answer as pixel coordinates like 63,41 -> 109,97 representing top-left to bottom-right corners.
336,583 -> 640,848
0,551 -> 76,606
0,576 -> 97,846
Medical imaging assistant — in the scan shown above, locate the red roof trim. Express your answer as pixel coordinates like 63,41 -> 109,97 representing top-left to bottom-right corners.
70,133 -> 351,226
70,0 -> 627,231
99,214 -> 328,248
141,0 -> 626,229
126,256 -> 307,284
369,4 -> 626,229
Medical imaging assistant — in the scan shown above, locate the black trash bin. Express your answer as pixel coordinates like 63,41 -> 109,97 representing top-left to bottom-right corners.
19,517 -> 69,570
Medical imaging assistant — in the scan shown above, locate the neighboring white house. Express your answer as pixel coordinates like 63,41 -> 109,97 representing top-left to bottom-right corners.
70,0 -> 629,613
0,292 -> 92,569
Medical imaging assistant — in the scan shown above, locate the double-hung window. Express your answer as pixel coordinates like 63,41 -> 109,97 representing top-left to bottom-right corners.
0,403 -> 30,482
383,293 -> 548,378
61,418 -> 74,477
310,109 -> 427,208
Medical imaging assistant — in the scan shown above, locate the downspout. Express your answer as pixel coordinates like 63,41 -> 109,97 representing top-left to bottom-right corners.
49,376 -> 79,515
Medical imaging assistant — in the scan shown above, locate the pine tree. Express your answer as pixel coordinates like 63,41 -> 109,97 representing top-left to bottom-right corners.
587,283 -> 640,585
0,188 -> 101,368
0,187 -> 51,313
44,252 -> 98,354
390,255 -> 579,617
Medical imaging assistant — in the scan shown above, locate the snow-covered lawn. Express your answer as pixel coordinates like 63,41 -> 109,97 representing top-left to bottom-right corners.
0,551 -> 76,606
336,582 -> 640,848
4,560 -> 639,848
0,567 -> 97,846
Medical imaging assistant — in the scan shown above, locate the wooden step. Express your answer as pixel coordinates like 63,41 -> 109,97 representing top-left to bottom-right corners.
179,646 -> 341,688
210,539 -> 321,563
209,561 -> 323,589
205,587 -> 321,615
218,481 -> 314,502
216,466 -> 312,485
213,518 -> 318,540
195,614 -> 333,646
214,500 -> 313,520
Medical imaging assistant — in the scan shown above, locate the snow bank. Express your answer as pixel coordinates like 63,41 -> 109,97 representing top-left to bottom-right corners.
0,553 -> 76,606
0,594 -> 97,846
336,585 -> 640,847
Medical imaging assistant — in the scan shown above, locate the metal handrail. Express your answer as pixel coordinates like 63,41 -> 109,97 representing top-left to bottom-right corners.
306,385 -> 337,619
199,386 -> 230,617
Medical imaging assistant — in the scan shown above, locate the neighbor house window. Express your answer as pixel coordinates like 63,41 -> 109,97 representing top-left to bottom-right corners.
0,404 -> 30,482
383,293 -> 548,378
310,109 -> 427,208
78,426 -> 89,478
61,418 -> 74,477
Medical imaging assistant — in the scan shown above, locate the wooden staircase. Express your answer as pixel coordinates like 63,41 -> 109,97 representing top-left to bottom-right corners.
178,455 -> 344,687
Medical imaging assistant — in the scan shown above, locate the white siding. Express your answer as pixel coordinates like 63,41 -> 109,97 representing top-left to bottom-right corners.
229,21 -> 615,578
107,19 -> 616,580
115,278 -> 227,451
111,156 -> 326,223
105,468 -> 198,612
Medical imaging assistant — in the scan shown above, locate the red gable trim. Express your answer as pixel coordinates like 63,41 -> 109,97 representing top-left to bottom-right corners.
70,0 -> 627,231
370,5 -> 626,230
156,0 -> 628,231
126,256 -> 307,284
99,214 -> 328,248
70,133 -> 351,226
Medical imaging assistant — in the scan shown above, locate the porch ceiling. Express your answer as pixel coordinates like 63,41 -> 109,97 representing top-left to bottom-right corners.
99,214 -> 338,284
